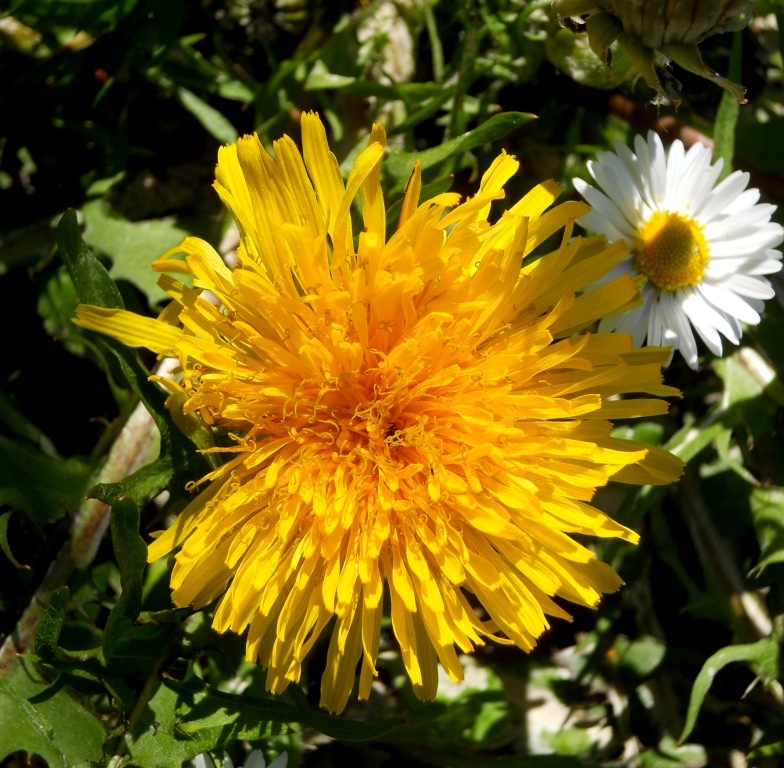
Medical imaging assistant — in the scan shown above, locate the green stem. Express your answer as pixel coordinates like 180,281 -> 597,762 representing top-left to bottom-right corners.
423,3 -> 444,83
678,470 -> 772,642
713,31 -> 743,180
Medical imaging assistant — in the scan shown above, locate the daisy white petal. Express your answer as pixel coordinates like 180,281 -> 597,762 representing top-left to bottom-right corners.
709,230 -> 783,258
709,256 -> 782,278
721,187 -> 761,215
572,179 -> 635,241
243,751 -> 267,768
680,291 -> 726,355
695,172 -> 752,222
723,274 -> 776,300
663,138 -> 685,206
704,204 -> 778,240
591,154 -> 644,223
698,282 -> 761,325
576,130 -> 783,367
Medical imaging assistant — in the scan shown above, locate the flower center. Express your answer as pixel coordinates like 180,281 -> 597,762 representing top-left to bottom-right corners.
634,211 -> 710,291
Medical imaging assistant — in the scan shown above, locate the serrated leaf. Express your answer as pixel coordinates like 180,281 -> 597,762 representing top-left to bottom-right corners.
81,197 -> 190,305
123,677 -> 230,767
35,587 -> 70,659
99,497 -> 182,675
384,112 -> 537,184
0,436 -> 92,525
0,677 -> 70,768
680,637 -> 781,743
0,663 -> 106,767
90,455 -> 176,509
103,497 -> 148,663
123,677 -> 402,767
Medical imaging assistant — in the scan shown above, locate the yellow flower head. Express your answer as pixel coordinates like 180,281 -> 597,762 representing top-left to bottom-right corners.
76,113 -> 682,713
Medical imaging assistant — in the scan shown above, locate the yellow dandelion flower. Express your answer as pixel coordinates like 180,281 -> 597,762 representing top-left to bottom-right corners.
75,112 -> 683,713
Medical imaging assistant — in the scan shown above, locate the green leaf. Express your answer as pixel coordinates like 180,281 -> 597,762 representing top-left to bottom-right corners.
37,265 -> 88,358
386,87 -> 457,137
57,209 -> 124,310
713,348 -> 784,443
0,219 -> 58,273
83,339 -> 212,503
0,391 -> 56,455
749,486 -> 784,575
175,86 -> 239,145
0,436 -> 92,526
59,216 -> 211,499
0,677 -> 70,768
0,663 -> 107,768
182,681 -> 405,742
90,455 -> 174,510
35,587 -> 70,659
22,654 -> 109,689
614,635 -> 666,679
637,735 -> 707,768
546,727 -> 593,757
749,739 -> 784,760
122,677 -> 403,767
384,112 -> 537,185
680,636 -> 781,743
97,497 -> 182,675
412,754 -> 601,768
0,510 -> 28,569
103,497 -> 149,664
81,197 -> 190,305
304,61 -> 436,103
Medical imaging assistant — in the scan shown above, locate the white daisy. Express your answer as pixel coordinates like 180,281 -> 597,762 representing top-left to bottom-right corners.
573,130 -> 783,369
192,749 -> 288,768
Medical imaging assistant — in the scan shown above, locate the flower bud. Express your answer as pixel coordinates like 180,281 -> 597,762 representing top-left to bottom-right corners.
552,0 -> 754,103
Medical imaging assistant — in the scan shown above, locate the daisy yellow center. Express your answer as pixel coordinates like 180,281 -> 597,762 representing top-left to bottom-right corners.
635,210 -> 709,290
